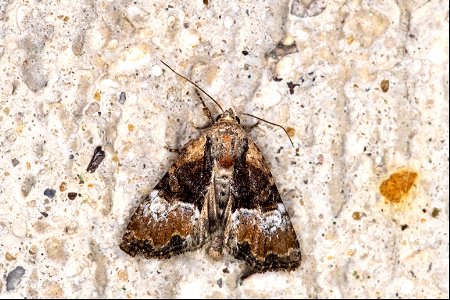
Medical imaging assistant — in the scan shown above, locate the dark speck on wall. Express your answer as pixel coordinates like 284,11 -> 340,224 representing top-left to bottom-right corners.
44,188 -> 56,198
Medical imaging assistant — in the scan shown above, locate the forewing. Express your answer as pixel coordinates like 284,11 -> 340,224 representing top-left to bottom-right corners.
225,140 -> 301,272
120,135 -> 213,258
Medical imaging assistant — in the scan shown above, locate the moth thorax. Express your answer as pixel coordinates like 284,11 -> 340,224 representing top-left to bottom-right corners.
219,154 -> 234,168
216,133 -> 237,168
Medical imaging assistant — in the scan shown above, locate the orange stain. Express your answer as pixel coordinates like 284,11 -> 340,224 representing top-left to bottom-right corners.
347,35 -> 354,44
59,182 -> 67,192
352,211 -> 361,220
93,90 -> 101,101
379,170 -> 418,203
286,127 -> 296,137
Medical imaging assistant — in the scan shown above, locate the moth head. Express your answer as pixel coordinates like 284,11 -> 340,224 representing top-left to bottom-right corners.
216,108 -> 240,124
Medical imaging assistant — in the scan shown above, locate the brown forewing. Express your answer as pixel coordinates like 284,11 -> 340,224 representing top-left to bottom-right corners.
120,134 -> 213,258
225,139 -> 301,272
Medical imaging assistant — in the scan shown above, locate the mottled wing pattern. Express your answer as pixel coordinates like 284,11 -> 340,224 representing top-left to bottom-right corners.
120,135 -> 213,258
225,139 -> 301,272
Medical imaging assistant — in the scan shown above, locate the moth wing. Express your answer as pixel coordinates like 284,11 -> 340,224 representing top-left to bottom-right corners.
120,135 -> 214,258
225,140 -> 301,272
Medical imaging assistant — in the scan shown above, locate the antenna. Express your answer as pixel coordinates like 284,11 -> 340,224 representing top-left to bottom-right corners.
160,60 -> 224,112
240,112 -> 294,147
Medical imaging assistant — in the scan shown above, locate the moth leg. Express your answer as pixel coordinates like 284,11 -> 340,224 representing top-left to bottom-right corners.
164,145 -> 181,154
242,120 -> 260,131
238,265 -> 257,284
193,121 -> 214,130
194,88 -> 214,125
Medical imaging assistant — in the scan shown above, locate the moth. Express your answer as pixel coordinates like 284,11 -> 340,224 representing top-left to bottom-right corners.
119,62 -> 301,272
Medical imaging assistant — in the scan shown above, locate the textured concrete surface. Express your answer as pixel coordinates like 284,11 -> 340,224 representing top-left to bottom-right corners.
0,0 -> 448,298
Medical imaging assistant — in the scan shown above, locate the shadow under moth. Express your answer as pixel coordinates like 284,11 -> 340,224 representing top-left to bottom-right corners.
119,62 -> 301,273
